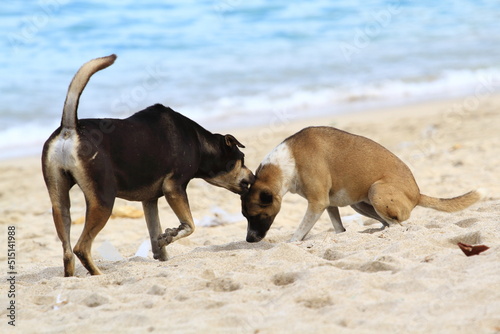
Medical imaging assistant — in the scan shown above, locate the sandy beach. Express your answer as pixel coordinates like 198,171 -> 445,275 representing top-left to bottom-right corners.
1,94 -> 499,333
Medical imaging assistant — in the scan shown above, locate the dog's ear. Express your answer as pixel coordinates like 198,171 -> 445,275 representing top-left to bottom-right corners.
259,190 -> 273,206
225,134 -> 245,148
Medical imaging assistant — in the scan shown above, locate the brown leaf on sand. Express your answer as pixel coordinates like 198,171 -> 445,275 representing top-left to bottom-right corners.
111,206 -> 144,219
457,242 -> 490,257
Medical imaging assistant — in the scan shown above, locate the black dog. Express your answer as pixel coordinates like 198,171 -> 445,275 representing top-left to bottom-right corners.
42,55 -> 254,276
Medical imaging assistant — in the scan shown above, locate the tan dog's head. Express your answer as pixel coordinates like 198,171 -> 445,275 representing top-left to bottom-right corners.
241,179 -> 282,242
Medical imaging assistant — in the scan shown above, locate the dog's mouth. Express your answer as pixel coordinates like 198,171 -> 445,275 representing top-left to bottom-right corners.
203,178 -> 248,194
232,175 -> 255,195
236,179 -> 252,194
203,171 -> 254,195
244,214 -> 274,243
246,231 -> 264,243
207,180 -> 250,195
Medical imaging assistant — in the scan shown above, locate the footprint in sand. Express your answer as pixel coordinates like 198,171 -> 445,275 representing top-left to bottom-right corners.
207,277 -> 241,292
272,272 -> 299,286
359,260 -> 398,273
322,248 -> 345,261
455,218 -> 480,228
82,293 -> 109,308
147,284 -> 166,296
330,254 -> 399,273
296,295 -> 333,309
448,231 -> 482,246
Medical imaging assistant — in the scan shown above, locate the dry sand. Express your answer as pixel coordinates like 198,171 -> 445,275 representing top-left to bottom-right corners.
1,95 -> 499,333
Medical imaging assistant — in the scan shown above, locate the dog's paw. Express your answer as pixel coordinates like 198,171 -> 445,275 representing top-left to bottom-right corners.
158,228 -> 179,247
153,249 -> 168,261
157,236 -> 169,248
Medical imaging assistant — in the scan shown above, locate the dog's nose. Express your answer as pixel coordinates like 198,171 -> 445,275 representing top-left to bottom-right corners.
240,179 -> 251,189
239,182 -> 250,195
245,174 -> 255,185
246,231 -> 262,243
246,234 -> 258,243
240,174 -> 254,189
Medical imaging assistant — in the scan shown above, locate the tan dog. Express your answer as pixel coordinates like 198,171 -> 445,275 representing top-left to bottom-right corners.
242,126 -> 481,242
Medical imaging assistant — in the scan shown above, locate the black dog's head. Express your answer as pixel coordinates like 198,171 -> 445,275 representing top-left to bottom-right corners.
241,178 -> 282,242
203,134 -> 255,195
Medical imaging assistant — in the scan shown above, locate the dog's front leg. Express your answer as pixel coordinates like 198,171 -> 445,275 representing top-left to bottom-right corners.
142,199 -> 168,261
290,202 -> 326,242
158,182 -> 195,247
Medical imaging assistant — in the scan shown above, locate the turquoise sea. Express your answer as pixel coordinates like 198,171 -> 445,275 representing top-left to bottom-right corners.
1,0 -> 500,158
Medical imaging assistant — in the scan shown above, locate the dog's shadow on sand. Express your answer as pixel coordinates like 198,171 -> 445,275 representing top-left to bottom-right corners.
359,226 -> 386,234
194,240 -> 275,253
17,266 -> 89,281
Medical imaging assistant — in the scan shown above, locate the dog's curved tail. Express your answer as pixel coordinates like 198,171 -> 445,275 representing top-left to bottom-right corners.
418,190 -> 481,212
61,54 -> 117,129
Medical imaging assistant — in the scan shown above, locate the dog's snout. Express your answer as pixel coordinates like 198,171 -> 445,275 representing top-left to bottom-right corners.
239,174 -> 255,192
239,182 -> 250,195
240,179 -> 250,189
244,173 -> 255,186
246,232 -> 262,243
246,235 -> 258,243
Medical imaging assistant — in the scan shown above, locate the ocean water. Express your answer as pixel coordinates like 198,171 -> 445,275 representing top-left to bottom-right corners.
1,0 -> 500,159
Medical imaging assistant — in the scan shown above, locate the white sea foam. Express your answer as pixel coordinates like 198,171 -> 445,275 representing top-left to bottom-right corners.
0,122 -> 56,160
1,66 -> 499,159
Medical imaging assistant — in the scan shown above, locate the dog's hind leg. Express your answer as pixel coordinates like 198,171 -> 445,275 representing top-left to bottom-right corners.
142,199 -> 168,261
326,206 -> 346,233
73,197 -> 114,275
44,171 -> 76,276
73,177 -> 115,276
158,180 -> 195,247
350,202 -> 389,227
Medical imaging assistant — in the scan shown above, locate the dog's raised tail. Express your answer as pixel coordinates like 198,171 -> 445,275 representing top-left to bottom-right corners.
418,190 -> 482,212
61,54 -> 117,129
